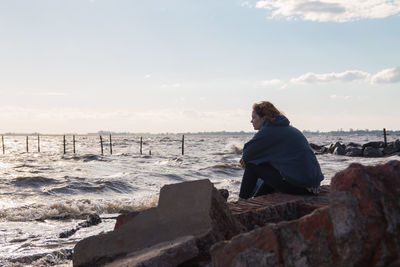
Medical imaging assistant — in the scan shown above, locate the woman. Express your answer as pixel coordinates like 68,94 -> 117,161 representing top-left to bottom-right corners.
239,101 -> 323,199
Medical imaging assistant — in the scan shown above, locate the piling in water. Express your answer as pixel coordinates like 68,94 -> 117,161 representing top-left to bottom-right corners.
109,134 -> 112,155
37,135 -> 40,153
100,136 -> 104,155
63,135 -> 66,154
2,136 -> 4,154
73,135 -> 76,154
182,135 -> 185,155
383,128 -> 387,147
140,136 -> 143,155
26,136 -> 29,153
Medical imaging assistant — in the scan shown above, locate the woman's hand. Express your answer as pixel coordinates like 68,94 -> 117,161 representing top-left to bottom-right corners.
240,158 -> 246,168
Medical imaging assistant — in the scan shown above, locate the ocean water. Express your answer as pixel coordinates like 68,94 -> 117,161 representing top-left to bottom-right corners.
0,133 -> 399,266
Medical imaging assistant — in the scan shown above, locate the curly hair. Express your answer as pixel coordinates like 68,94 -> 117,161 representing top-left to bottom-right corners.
252,101 -> 283,122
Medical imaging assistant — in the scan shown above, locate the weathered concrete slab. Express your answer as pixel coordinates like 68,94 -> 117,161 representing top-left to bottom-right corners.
73,179 -> 242,266
104,235 -> 198,267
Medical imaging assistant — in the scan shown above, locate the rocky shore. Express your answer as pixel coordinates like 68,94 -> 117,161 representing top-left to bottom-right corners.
72,160 -> 400,267
310,139 -> 400,157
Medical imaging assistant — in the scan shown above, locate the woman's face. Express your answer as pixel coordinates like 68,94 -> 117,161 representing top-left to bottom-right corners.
251,111 -> 264,130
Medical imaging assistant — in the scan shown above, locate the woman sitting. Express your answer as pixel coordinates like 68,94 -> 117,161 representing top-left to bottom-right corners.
239,101 -> 323,199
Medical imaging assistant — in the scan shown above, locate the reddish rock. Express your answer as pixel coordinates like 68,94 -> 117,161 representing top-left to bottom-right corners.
211,161 -> 400,267
228,185 -> 330,231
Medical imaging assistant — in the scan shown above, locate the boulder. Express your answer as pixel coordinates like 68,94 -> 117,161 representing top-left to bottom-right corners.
363,146 -> 383,157
347,142 -> 361,147
383,142 -> 399,155
345,147 -> 362,157
73,179 -> 243,267
333,146 -> 345,155
363,141 -> 385,149
211,161 -> 400,267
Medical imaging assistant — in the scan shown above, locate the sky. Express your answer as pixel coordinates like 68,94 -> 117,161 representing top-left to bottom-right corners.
0,0 -> 399,134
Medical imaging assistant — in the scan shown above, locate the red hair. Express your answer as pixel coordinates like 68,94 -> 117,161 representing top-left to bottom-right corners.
252,101 -> 283,122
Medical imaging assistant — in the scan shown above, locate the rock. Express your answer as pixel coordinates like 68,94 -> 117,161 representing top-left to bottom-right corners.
333,146 -> 345,155
228,186 -> 330,231
104,235 -> 199,267
211,161 -> 400,267
363,141 -> 385,149
59,213 -> 101,238
347,142 -> 361,147
114,211 -> 140,230
383,142 -> 399,155
218,189 -> 229,201
395,140 -> 400,150
331,142 -> 346,155
73,179 -> 243,267
345,146 -> 362,157
363,146 -> 383,157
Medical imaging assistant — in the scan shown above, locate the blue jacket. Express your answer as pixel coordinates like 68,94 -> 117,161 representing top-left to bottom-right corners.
242,115 -> 323,188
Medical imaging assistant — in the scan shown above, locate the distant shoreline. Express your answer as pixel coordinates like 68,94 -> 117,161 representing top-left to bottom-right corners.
1,130 -> 400,136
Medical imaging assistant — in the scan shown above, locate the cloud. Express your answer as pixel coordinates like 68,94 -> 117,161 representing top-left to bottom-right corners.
161,83 -> 181,88
371,66 -> 400,84
291,70 -> 370,84
261,79 -> 283,86
144,74 -> 151,79
254,0 -> 400,22
241,1 -> 253,8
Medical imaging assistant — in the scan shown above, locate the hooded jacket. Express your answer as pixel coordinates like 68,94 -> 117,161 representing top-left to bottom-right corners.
242,115 -> 323,188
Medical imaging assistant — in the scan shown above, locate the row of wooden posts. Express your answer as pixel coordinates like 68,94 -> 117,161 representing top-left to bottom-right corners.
1,135 -> 185,156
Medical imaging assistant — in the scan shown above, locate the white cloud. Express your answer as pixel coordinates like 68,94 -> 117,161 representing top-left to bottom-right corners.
261,79 -> 283,86
241,1 -> 253,8
371,66 -> 400,84
291,70 -> 370,84
144,74 -> 151,79
329,94 -> 351,100
161,83 -> 181,88
255,0 -> 400,22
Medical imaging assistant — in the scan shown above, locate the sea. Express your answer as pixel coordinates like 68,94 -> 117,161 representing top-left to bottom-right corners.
0,133 -> 399,266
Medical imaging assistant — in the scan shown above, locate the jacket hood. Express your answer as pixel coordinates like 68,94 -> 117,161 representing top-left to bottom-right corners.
263,115 -> 290,127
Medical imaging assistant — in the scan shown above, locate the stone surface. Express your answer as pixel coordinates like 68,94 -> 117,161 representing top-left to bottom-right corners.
211,161 -> 400,267
228,185 -> 330,231
104,235 -> 199,267
73,179 -> 242,267
114,211 -> 140,230
363,146 -> 383,157
345,146 -> 362,157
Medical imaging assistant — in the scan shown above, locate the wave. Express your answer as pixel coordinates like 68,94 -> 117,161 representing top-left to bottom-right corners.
43,180 -> 134,195
0,197 -> 158,222
62,154 -> 109,162
200,163 -> 242,175
11,176 -> 59,187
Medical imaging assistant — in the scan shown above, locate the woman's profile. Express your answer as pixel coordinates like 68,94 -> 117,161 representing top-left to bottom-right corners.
239,101 -> 323,199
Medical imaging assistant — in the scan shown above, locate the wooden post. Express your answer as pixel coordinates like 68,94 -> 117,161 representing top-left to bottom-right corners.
383,128 -> 387,147
26,136 -> 29,153
149,150 -> 151,156
63,135 -> 66,154
140,136 -> 143,155
100,135 -> 104,155
2,136 -> 4,154
37,135 -> 40,153
73,135 -> 76,154
109,134 -> 112,155
181,134 -> 184,155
